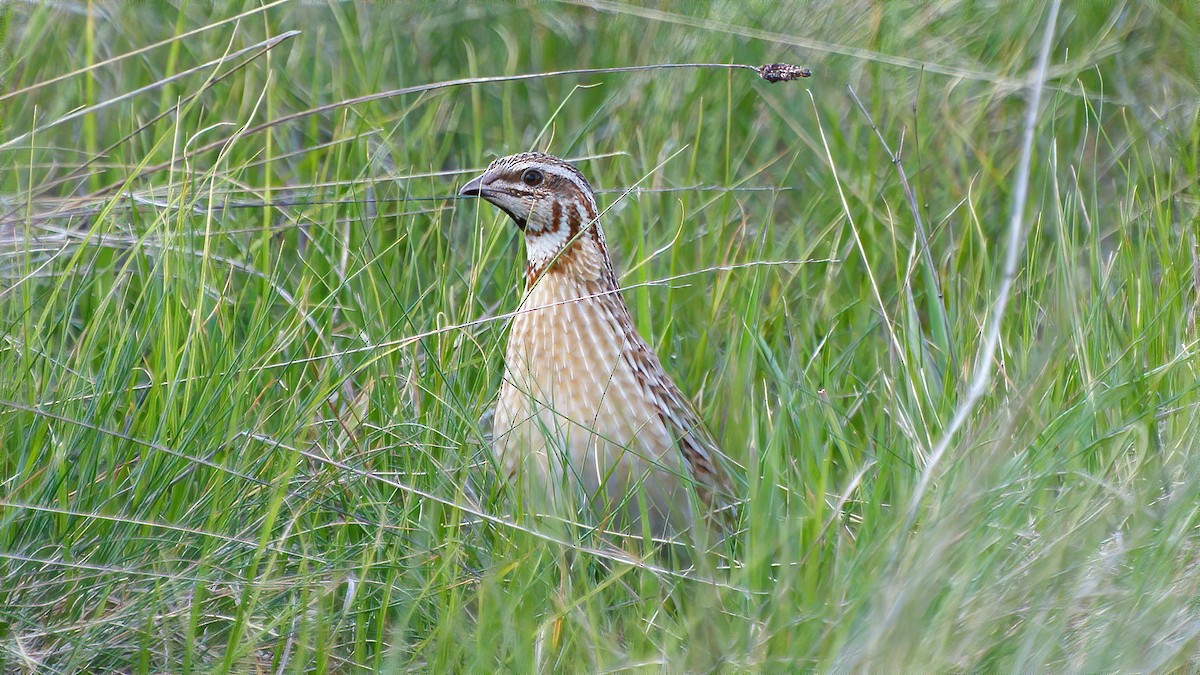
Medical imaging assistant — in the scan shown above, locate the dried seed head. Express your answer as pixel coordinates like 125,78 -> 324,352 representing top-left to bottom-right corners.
757,63 -> 812,83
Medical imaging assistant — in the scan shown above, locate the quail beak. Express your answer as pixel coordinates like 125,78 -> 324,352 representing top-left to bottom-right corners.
459,175 -> 484,197
459,173 -> 527,230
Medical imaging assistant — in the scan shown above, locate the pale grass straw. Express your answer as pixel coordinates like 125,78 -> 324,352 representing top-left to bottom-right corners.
0,0 -> 293,102
845,84 -> 954,369
907,0 -> 1062,523
577,0 -> 1122,105
240,432 -> 760,593
25,259 -> 832,410
88,61 -> 810,197
0,31 -> 300,153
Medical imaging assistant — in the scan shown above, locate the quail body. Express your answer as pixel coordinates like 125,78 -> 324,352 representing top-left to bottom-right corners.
460,152 -> 738,543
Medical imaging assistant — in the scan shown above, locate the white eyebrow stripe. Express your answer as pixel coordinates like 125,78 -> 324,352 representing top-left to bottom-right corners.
541,166 -> 599,216
535,163 -> 592,193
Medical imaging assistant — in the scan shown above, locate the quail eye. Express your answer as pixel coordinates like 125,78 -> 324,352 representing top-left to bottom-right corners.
521,168 -> 544,186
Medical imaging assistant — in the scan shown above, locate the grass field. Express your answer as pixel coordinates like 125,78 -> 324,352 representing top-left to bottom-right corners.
1,1 -> 1198,671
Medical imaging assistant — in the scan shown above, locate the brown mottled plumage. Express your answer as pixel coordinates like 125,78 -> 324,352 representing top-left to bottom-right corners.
460,152 -> 739,543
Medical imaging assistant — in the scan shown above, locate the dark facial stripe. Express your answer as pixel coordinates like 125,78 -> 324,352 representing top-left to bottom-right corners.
550,199 -> 563,233
565,201 -> 582,236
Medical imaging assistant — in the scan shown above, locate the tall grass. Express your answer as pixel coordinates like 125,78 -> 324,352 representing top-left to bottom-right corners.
1,1 -> 1198,671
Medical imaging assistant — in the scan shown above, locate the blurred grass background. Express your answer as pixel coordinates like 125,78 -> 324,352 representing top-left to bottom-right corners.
1,0 -> 1198,671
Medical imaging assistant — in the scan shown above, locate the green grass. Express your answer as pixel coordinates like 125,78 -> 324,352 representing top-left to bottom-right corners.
1,0 -> 1198,671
